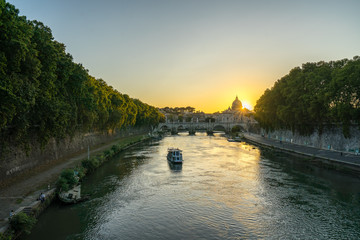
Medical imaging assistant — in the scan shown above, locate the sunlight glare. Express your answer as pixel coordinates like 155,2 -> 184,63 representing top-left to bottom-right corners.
242,101 -> 253,110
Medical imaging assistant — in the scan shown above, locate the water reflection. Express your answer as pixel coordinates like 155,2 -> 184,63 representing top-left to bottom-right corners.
168,161 -> 182,172
23,134 -> 360,240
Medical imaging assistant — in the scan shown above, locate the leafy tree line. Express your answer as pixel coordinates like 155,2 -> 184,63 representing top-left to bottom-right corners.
0,1 -> 164,149
254,56 -> 360,137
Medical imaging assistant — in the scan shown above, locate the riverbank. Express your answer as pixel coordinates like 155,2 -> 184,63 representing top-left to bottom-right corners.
0,134 -> 151,237
243,133 -> 360,172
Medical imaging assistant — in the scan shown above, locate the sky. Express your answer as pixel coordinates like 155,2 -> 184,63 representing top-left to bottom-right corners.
7,0 -> 360,113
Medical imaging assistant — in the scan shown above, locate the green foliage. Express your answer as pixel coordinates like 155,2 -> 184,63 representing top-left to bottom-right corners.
0,232 -> 12,240
10,212 -> 36,235
74,166 -> 86,179
111,144 -> 121,153
81,157 -> 100,173
56,169 -> 78,192
104,149 -> 115,158
81,135 -> 146,173
59,136 -> 147,191
82,151 -> 110,172
0,1 -> 164,152
254,57 -> 360,137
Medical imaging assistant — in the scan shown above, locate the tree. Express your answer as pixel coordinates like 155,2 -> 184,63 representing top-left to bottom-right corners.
254,57 -> 360,137
0,1 -> 164,151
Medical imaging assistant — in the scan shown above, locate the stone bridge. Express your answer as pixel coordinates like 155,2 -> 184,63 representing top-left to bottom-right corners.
156,120 -> 251,135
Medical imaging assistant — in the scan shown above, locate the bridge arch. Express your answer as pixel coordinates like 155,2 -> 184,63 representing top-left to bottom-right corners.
231,125 -> 246,133
213,125 -> 227,132
160,125 -> 170,131
177,125 -> 187,132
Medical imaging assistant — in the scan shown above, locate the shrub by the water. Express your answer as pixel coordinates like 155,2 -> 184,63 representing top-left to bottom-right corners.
82,142 -> 125,172
111,144 -> 121,153
0,232 -> 12,240
10,212 -> 37,235
56,169 -> 79,192
81,157 -> 100,173
104,149 -> 115,158
74,166 -> 86,179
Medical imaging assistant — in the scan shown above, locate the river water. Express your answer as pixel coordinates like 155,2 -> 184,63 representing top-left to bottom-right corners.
23,133 -> 360,239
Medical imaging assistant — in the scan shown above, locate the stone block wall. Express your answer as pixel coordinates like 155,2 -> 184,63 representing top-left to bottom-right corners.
0,126 -> 150,183
261,126 -> 360,153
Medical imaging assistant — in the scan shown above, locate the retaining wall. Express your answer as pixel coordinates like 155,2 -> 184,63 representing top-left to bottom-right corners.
261,126 -> 360,153
0,127 -> 150,183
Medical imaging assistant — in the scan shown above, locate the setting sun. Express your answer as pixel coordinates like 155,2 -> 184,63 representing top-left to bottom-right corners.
242,100 -> 253,110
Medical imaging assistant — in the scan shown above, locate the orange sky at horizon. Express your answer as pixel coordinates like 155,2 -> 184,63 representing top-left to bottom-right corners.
152,91 -> 258,113
136,71 -> 278,113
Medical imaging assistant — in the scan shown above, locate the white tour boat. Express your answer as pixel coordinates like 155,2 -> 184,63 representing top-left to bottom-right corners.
167,148 -> 183,163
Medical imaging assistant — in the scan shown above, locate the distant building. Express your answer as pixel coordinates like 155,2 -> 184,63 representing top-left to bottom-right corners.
232,96 -> 243,112
221,96 -> 242,114
159,96 -> 253,124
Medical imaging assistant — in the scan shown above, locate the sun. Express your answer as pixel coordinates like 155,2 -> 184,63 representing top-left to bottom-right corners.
242,100 -> 253,110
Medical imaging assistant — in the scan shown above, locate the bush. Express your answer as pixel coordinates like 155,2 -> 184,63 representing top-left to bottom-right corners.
81,138 -> 143,174
104,149 -> 115,158
10,212 -> 37,235
0,232 -> 12,240
111,144 -> 121,153
104,149 -> 110,157
97,155 -> 105,164
73,166 -> 86,180
56,169 -> 78,192
56,177 -> 70,192
82,157 -> 100,172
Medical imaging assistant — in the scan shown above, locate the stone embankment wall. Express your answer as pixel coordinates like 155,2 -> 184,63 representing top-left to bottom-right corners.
260,126 -> 360,154
0,127 -> 150,183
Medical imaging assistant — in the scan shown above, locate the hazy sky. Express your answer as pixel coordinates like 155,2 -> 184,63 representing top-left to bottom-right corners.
8,0 -> 360,112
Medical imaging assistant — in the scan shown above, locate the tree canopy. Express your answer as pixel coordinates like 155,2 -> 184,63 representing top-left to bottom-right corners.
0,1 -> 164,149
254,57 -> 360,137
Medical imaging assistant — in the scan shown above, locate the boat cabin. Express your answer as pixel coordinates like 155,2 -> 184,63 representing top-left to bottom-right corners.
167,148 -> 183,163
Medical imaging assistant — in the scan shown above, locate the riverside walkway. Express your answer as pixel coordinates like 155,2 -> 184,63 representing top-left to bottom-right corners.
243,133 -> 360,168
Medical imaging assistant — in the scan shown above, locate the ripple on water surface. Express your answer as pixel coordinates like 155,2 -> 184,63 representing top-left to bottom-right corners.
23,134 -> 360,240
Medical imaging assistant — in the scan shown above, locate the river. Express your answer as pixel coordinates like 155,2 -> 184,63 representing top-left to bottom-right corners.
22,133 -> 360,239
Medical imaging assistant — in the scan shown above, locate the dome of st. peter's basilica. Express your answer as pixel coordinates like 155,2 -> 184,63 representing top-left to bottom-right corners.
231,96 -> 242,111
